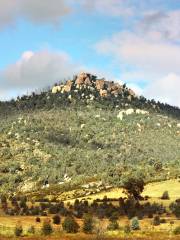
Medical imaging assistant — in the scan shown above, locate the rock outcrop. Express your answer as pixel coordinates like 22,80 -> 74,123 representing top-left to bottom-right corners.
51,72 -> 137,101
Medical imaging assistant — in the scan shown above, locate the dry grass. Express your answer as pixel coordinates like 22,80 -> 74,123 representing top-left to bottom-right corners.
65,179 -> 180,204
0,180 -> 179,239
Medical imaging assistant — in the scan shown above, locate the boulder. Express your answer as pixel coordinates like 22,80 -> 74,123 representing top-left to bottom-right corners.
100,89 -> 108,97
96,79 -> 105,90
84,77 -> 92,85
75,72 -> 87,86
128,89 -> 136,96
63,84 -> 72,93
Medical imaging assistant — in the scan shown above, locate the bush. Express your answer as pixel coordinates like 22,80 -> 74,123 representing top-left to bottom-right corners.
52,214 -> 61,225
161,191 -> 170,200
14,223 -> 23,237
36,217 -> 41,223
109,212 -> 119,222
62,216 -> 79,233
124,224 -> 131,234
27,225 -> 35,234
153,215 -> 160,226
131,217 -> 140,230
107,220 -> 119,230
169,202 -> 180,219
173,226 -> 180,235
42,219 -> 53,235
160,218 -> 166,224
83,214 -> 94,234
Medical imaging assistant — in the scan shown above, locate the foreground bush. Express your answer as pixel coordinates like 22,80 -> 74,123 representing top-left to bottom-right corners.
52,214 -> 61,225
124,224 -> 131,234
83,214 -> 94,233
14,223 -> 23,237
131,217 -> 140,230
107,220 -> 119,230
153,215 -> 161,226
62,215 -> 79,233
42,219 -> 53,235
170,201 -> 180,219
173,226 -> 180,235
27,225 -> 35,234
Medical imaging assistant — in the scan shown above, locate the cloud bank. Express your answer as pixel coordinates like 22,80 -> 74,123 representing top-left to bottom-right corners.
0,49 -> 81,99
95,7 -> 180,107
0,0 -> 71,30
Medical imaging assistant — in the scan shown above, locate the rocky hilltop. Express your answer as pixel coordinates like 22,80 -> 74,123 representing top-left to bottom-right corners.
52,72 -> 136,101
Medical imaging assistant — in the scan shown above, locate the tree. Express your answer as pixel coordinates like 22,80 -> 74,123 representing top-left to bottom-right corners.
123,177 -> 145,200
83,214 -> 94,234
42,219 -> 53,235
62,216 -> 79,233
161,191 -> 170,200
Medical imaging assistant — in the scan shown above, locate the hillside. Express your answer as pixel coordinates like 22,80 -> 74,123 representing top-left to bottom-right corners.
0,72 -> 180,197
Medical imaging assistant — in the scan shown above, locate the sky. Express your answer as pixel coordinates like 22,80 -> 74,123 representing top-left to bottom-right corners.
0,0 -> 180,107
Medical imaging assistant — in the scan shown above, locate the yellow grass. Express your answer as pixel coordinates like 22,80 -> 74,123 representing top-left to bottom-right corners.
65,179 -> 180,203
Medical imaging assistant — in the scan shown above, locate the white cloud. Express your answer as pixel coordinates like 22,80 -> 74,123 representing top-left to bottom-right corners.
144,73 -> 180,107
95,31 -> 180,76
0,0 -> 71,30
80,0 -> 134,16
95,9 -> 180,107
0,49 -> 82,99
139,10 -> 180,42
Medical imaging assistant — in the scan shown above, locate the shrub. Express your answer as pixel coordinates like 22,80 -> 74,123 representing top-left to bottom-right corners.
153,215 -> 160,226
52,214 -> 61,225
169,202 -> 180,219
109,212 -> 119,222
42,219 -> 53,235
131,217 -> 140,230
27,225 -> 35,234
107,220 -> 119,230
124,224 -> 131,234
173,226 -> 180,235
15,223 -> 23,237
83,214 -> 94,234
160,218 -> 166,224
161,191 -> 170,200
62,216 -> 79,233
36,217 -> 41,223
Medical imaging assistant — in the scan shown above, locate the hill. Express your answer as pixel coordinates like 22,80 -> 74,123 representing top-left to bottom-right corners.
0,72 -> 179,196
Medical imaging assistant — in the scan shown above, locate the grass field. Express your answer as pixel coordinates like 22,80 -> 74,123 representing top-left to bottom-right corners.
0,180 -> 179,239
65,179 -> 180,204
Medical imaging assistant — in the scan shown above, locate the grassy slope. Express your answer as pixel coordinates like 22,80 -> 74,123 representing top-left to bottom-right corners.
0,103 -> 179,195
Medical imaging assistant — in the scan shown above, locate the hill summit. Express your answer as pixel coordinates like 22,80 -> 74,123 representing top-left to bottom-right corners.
51,72 -> 136,101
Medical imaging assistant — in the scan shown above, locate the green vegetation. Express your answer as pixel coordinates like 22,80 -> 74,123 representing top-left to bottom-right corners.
62,216 -> 79,233
0,99 -> 179,196
0,74 -> 179,240
41,219 -> 53,235
14,223 -> 23,237
131,217 -> 140,230
83,214 -> 94,233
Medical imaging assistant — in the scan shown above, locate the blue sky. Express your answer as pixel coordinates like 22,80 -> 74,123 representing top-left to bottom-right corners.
0,0 -> 180,107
